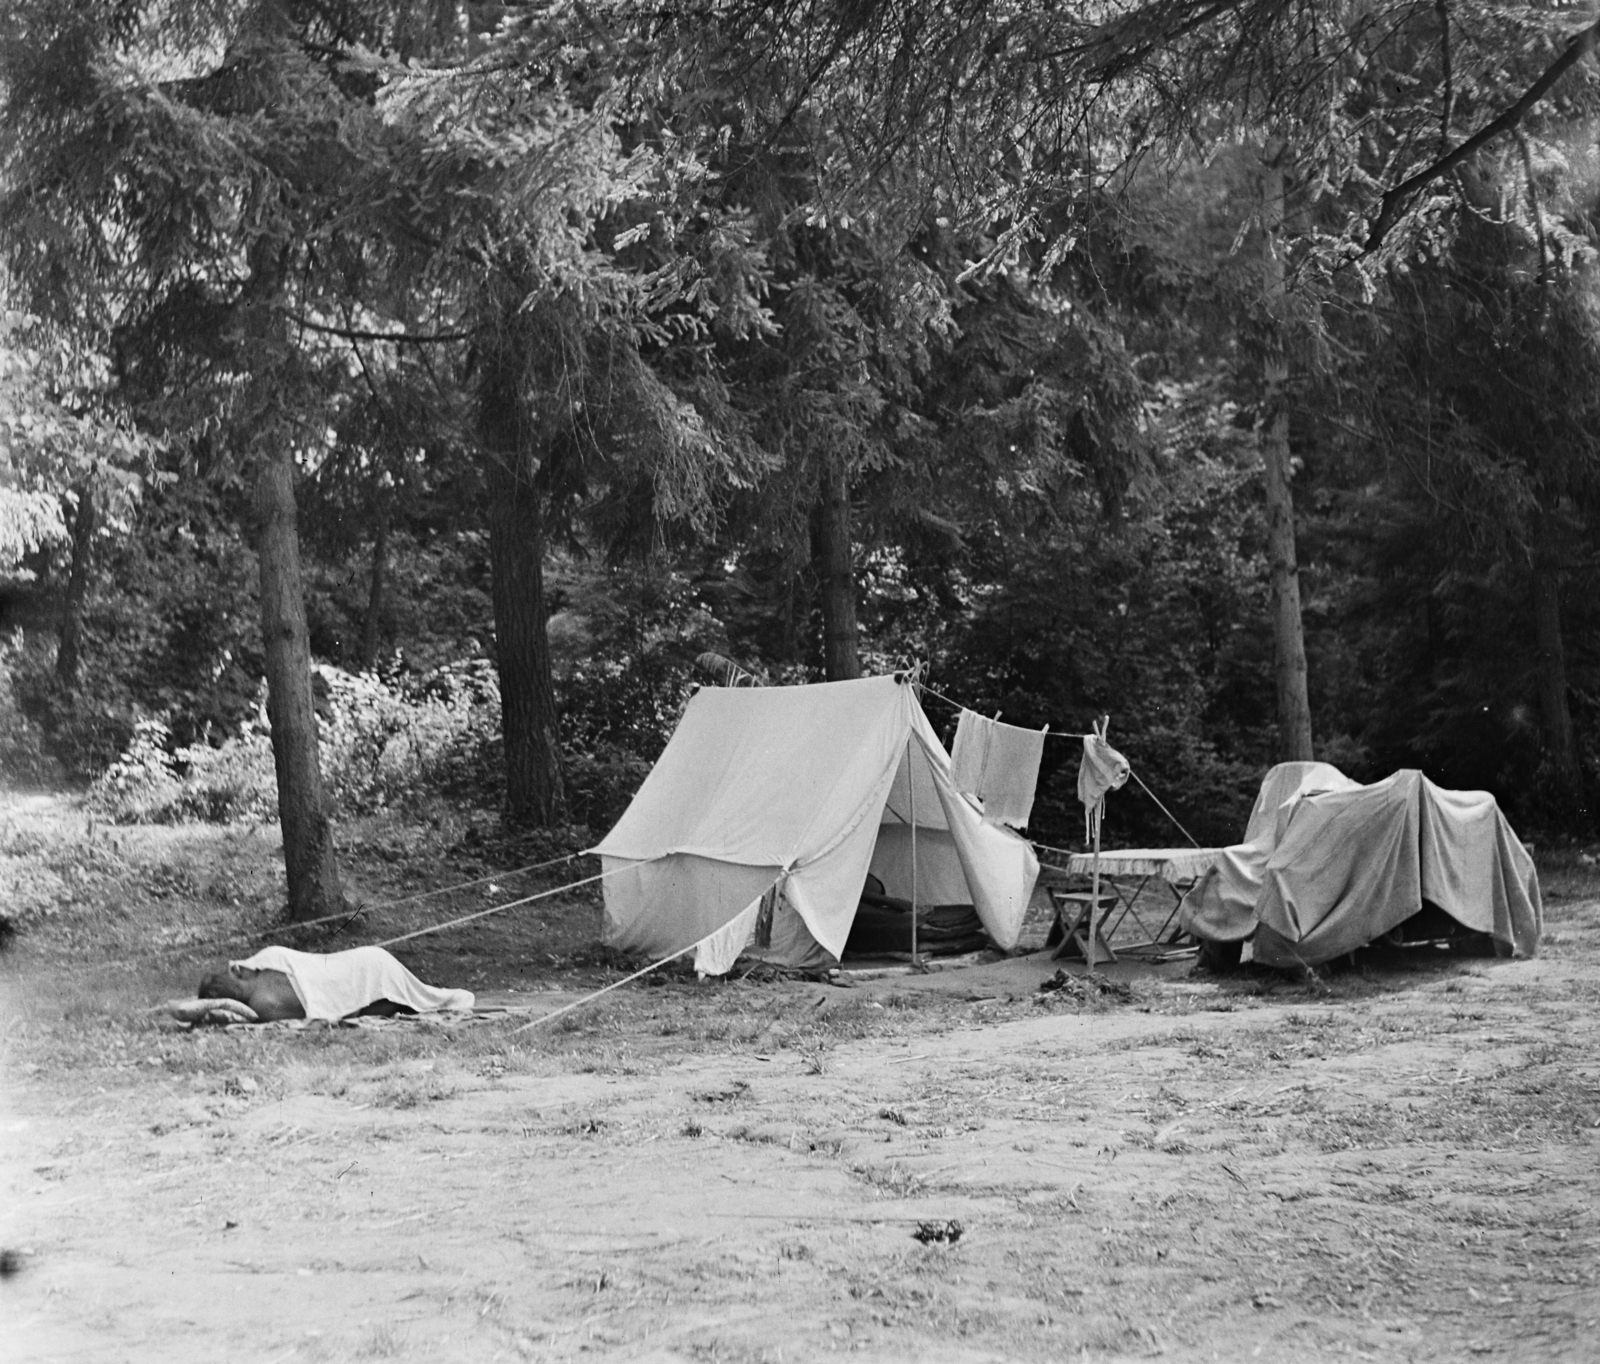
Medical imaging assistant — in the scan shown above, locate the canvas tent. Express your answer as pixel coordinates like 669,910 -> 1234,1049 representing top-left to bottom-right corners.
593,674 -> 1040,972
1179,763 -> 1542,966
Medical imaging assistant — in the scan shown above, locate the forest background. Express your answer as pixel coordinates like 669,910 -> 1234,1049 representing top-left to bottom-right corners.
3,0 -> 1599,924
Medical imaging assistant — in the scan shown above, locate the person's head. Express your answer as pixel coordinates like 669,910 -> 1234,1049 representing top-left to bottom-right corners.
198,966 -> 247,1002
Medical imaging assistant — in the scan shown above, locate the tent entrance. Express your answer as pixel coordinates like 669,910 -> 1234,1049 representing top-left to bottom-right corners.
758,739 -> 988,967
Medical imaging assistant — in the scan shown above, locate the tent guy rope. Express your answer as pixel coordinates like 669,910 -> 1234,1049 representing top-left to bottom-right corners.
510,938 -> 701,1033
282,849 -> 588,934
1127,770 -> 1202,849
55,852 -> 601,978
370,861 -> 636,950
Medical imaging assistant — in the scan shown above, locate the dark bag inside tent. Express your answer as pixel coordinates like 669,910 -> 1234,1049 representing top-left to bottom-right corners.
843,875 -> 989,957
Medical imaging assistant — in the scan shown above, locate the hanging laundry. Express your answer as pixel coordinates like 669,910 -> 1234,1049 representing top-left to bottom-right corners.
1077,724 -> 1130,845
951,710 -> 1047,830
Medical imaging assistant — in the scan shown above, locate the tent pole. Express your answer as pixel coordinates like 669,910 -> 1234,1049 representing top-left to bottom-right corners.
1089,806 -> 1103,968
908,734 -> 919,966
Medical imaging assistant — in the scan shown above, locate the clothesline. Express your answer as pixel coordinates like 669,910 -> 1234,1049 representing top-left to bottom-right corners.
918,681 -> 1106,739
915,678 -> 1201,848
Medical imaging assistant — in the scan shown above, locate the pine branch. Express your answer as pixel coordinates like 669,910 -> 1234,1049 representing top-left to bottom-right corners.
278,311 -> 476,345
1365,17 -> 1600,252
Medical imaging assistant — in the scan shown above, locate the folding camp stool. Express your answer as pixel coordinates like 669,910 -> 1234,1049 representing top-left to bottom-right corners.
1047,888 -> 1121,964
1101,872 -> 1187,950
1146,878 -> 1194,946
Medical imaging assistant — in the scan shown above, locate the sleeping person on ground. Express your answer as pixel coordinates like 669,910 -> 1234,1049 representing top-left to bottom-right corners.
190,945 -> 475,1023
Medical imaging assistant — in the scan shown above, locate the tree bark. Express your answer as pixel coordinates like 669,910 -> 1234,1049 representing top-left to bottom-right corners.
484,455 -> 565,824
1260,153 -> 1315,762
358,511 -> 388,673
817,454 -> 861,680
255,447 -> 347,921
1532,532 -> 1584,801
55,478 -> 98,689
480,352 -> 565,826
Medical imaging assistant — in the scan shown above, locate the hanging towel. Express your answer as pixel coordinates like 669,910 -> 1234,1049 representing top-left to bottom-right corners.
1077,731 -> 1130,844
951,710 -> 1047,830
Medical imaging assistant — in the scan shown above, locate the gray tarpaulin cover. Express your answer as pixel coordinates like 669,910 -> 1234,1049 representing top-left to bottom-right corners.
1179,764 -> 1542,966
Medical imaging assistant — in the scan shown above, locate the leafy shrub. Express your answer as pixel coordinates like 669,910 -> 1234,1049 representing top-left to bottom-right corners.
0,818 -> 125,927
5,628 -> 139,781
87,657 -> 506,824
90,718 -> 187,821
318,660 -> 502,811
87,714 -> 276,824
0,629 -> 60,787
170,727 -> 278,822
562,737 -> 652,832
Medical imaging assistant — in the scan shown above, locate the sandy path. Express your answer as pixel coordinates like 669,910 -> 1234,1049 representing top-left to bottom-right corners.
5,939 -> 1600,1363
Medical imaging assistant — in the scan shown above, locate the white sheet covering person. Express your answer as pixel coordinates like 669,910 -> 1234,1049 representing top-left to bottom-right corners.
231,946 -> 474,1021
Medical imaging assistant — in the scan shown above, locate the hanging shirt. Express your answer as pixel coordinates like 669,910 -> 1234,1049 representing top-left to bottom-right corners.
1077,733 -> 1130,843
951,710 -> 1047,830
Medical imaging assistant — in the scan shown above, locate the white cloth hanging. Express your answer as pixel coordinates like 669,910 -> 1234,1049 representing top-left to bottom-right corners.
950,710 -> 1047,830
1077,728 -> 1130,844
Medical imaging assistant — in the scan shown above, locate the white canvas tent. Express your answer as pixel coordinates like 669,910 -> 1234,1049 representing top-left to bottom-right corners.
593,674 -> 1040,972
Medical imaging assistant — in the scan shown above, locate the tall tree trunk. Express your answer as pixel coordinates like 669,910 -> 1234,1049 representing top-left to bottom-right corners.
358,511 -> 388,673
817,455 -> 860,680
776,566 -> 799,664
55,478 -> 98,689
484,454 -> 565,824
480,345 -> 565,826
255,447 -> 347,921
1532,528 -> 1584,802
1260,152 -> 1315,761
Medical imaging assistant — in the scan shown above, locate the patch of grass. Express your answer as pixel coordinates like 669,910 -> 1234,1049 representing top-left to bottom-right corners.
358,1321 -> 407,1359
691,1080 -> 751,1104
1290,1048 -> 1599,1153
371,1074 -> 458,1109
849,1159 -> 928,1198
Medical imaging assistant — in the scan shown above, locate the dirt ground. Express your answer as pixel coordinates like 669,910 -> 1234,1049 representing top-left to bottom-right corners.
3,792 -> 1599,1363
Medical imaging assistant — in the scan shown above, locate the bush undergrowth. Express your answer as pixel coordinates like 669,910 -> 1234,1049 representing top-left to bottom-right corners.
87,659 -> 505,824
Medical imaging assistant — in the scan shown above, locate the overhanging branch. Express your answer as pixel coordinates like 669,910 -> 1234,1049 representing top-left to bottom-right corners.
280,310 -> 476,345
1365,17 -> 1600,252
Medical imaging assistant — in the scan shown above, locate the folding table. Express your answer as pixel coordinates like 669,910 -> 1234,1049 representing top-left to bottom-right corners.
1053,846 -> 1224,951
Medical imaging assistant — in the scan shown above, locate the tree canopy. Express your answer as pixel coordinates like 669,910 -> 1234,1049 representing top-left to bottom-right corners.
2,0 -> 1598,893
